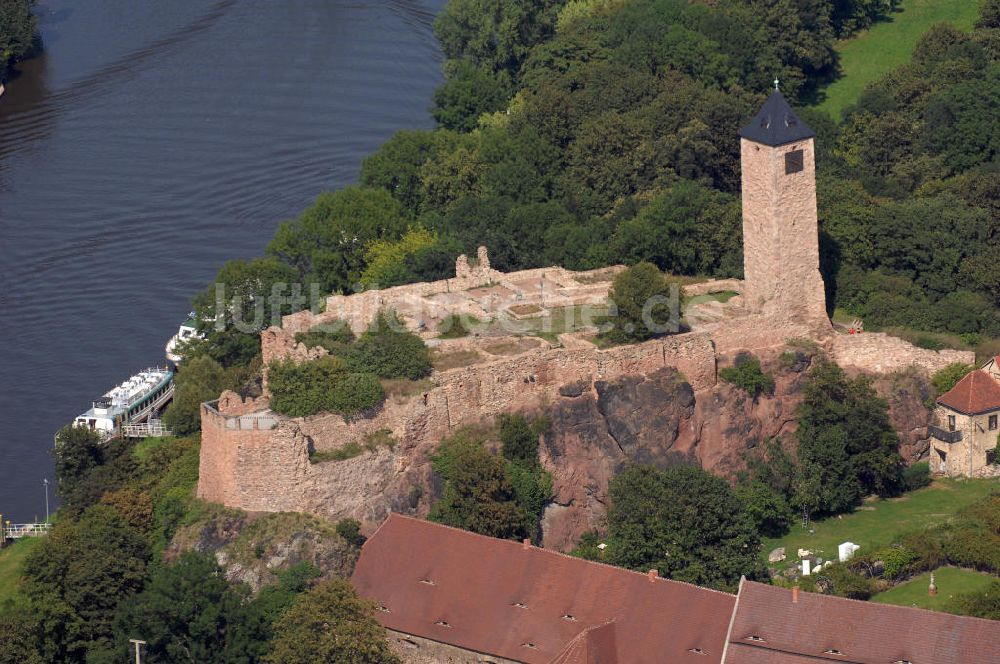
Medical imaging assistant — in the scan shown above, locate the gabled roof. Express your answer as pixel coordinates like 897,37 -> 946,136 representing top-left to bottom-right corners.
350,514 -> 736,664
937,369 -> 1000,415
726,580 -> 1000,664
739,91 -> 816,147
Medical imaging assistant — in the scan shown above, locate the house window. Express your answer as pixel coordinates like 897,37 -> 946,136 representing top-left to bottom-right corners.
948,415 -> 956,432
990,415 -> 998,431
785,149 -> 804,174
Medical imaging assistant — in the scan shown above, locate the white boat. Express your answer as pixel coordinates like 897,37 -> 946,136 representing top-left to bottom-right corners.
165,313 -> 203,363
72,367 -> 175,439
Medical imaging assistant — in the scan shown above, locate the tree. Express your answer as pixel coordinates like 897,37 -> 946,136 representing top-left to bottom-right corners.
162,355 -> 227,435
109,551 -> 259,664
433,0 -> 563,76
53,427 -> 137,516
600,262 -> 679,344
428,429 -> 526,539
796,360 -> 904,516
265,578 -> 401,664
23,506 -> 149,662
433,60 -> 513,131
0,0 -> 38,77
606,465 -> 766,592
360,226 -> 440,289
0,607 -> 43,664
736,480 -> 793,538
266,187 -> 406,294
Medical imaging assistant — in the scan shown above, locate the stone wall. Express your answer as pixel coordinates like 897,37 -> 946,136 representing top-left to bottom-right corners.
832,333 -> 975,376
198,332 -> 720,524
929,406 -> 997,477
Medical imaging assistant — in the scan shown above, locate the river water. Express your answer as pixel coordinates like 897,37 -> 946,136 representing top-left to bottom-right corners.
0,0 -> 445,521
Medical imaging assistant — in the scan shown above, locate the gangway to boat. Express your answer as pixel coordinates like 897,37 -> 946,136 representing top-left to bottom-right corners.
122,419 -> 174,438
1,521 -> 51,545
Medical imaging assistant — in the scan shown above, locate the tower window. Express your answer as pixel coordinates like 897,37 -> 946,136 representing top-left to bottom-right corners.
785,149 -> 804,174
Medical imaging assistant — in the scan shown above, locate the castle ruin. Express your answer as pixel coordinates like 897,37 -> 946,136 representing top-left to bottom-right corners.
196,92 -> 974,535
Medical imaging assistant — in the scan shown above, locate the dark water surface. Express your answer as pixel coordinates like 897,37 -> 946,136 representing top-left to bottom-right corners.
0,0 -> 445,520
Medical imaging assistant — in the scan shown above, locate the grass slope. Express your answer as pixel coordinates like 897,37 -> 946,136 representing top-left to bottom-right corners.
761,478 -> 997,564
816,0 -> 980,118
872,566 -> 997,611
0,537 -> 43,607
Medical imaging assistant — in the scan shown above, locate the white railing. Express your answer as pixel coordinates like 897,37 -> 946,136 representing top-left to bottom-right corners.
122,420 -> 174,438
3,522 -> 51,540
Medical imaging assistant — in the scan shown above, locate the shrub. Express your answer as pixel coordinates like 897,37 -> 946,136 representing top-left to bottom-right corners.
350,311 -> 432,380
720,356 -> 775,398
268,357 -> 384,418
873,546 -> 917,581
914,335 -> 945,351
817,563 -> 876,600
335,518 -> 366,547
902,461 -> 932,491
931,363 -> 974,396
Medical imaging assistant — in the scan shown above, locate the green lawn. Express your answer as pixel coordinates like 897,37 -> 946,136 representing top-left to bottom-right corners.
872,566 -> 997,611
0,537 -> 43,607
762,478 -> 998,565
816,0 -> 980,119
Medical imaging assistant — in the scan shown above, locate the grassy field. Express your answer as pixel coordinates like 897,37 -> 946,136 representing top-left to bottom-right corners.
762,478 -> 998,565
0,537 -> 43,607
816,0 -> 980,118
872,566 -> 997,611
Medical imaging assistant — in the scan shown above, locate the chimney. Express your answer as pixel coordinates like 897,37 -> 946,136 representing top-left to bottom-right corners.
792,586 -> 799,604
648,569 -> 658,582
523,538 -> 531,550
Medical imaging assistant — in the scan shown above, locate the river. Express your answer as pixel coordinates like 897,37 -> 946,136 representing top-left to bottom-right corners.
0,0 -> 446,521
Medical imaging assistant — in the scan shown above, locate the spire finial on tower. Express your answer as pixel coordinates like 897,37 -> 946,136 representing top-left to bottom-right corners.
774,77 -> 780,92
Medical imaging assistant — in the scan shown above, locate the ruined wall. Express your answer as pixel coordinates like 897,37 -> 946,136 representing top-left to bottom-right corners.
198,332 -> 719,525
832,333 -> 975,376
740,137 -> 827,324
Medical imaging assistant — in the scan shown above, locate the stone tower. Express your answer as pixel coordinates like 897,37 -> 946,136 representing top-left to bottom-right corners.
739,91 -> 828,324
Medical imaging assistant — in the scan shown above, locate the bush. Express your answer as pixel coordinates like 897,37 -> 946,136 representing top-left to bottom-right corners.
720,356 -> 775,399
931,363 -> 974,396
902,461 -> 932,491
817,562 -> 876,599
294,322 -> 355,351
268,357 -> 384,418
437,314 -> 479,339
349,311 -> 432,380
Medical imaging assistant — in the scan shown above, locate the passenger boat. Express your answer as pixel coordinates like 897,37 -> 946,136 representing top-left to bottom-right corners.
72,367 -> 175,439
165,313 -> 203,363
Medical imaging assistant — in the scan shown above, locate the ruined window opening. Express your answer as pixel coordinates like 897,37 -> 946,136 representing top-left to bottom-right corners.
948,415 -> 956,432
990,415 -> 997,431
785,149 -> 804,174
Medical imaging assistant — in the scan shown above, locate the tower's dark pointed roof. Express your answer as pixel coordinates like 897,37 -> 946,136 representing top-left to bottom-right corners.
739,91 -> 815,147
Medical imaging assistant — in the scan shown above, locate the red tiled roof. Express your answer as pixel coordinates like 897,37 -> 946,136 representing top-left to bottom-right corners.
726,580 -> 1000,664
937,369 -> 1000,415
350,514 -> 736,664
547,622 -> 617,664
